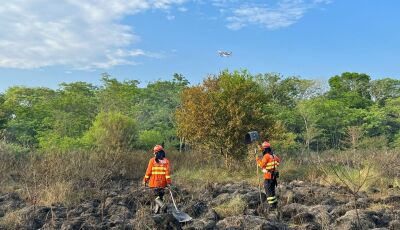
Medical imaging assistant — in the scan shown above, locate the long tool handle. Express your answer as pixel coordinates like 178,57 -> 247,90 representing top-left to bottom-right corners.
255,148 -> 262,203
169,189 -> 179,211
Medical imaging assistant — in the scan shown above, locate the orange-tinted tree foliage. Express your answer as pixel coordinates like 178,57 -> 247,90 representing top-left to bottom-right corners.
176,70 -> 273,160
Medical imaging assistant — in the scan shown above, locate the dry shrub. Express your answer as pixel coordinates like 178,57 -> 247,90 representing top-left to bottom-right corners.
367,150 -> 400,193
214,196 -> 246,218
279,158 -> 308,182
316,149 -> 398,228
0,209 -> 24,229
20,151 -> 89,206
316,211 -> 331,230
314,149 -> 400,195
1,142 -> 398,212
0,145 -> 27,194
0,146 -> 161,207
18,149 -> 150,206
37,181 -> 74,206
174,167 -> 251,186
132,206 -> 154,229
167,149 -> 213,172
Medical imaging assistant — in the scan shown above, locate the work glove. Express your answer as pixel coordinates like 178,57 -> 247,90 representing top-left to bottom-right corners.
142,181 -> 148,187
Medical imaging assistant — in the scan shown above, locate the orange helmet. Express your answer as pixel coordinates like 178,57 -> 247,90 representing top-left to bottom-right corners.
261,141 -> 271,149
153,145 -> 163,153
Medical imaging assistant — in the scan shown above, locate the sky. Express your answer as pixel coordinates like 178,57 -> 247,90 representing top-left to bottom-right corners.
0,0 -> 399,91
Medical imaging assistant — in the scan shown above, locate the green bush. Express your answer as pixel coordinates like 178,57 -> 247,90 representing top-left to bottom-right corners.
358,135 -> 388,150
0,141 -> 30,156
82,111 -> 137,150
38,131 -> 85,152
137,130 -> 164,150
392,133 -> 400,149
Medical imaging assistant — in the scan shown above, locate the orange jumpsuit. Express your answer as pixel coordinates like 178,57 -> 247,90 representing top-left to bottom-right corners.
256,153 -> 280,207
143,157 -> 171,188
256,153 -> 280,179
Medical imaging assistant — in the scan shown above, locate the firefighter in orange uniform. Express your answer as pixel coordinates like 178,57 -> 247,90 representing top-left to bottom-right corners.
256,141 -> 280,209
143,145 -> 172,214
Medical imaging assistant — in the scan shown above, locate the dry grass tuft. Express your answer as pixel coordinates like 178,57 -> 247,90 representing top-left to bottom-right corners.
214,195 -> 247,218
367,203 -> 393,212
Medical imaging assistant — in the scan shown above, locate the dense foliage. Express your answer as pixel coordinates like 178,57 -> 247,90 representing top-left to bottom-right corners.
0,71 -> 399,156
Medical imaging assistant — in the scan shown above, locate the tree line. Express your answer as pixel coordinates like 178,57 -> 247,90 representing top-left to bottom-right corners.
0,73 -> 188,152
0,71 -> 399,156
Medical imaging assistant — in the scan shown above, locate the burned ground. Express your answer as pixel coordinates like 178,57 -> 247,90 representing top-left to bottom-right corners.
0,179 -> 399,230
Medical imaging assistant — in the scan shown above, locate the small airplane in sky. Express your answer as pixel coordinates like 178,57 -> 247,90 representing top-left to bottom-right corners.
218,50 -> 232,57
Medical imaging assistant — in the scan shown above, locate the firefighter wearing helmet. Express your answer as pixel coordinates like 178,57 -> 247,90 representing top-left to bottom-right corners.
256,141 -> 280,209
143,144 -> 172,214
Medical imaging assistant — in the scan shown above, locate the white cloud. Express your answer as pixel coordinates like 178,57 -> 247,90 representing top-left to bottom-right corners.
0,0 -> 186,69
178,7 -> 188,12
221,0 -> 331,30
0,0 -> 331,69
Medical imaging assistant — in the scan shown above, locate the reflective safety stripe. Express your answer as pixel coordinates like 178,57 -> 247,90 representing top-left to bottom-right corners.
152,172 -> 166,175
265,160 -> 279,170
165,176 -> 171,179
265,166 -> 278,170
145,175 -> 150,179
152,167 -> 166,170
267,196 -> 277,204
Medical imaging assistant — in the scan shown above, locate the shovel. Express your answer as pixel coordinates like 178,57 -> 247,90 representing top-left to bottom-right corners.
168,188 -> 192,223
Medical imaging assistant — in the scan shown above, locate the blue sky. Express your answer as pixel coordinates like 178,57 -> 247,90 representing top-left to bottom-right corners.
0,0 -> 399,92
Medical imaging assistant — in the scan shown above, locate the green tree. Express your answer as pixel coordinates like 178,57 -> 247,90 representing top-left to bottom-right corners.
369,78 -> 400,105
307,97 -> 349,149
177,70 -> 271,164
36,82 -> 99,151
97,73 -> 140,116
2,87 -> 56,146
136,74 -> 189,146
384,97 -> 400,143
0,94 -> 8,131
328,72 -> 372,109
49,82 -> 98,138
297,100 -> 322,152
362,105 -> 389,137
255,73 -> 322,143
256,73 -> 322,108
